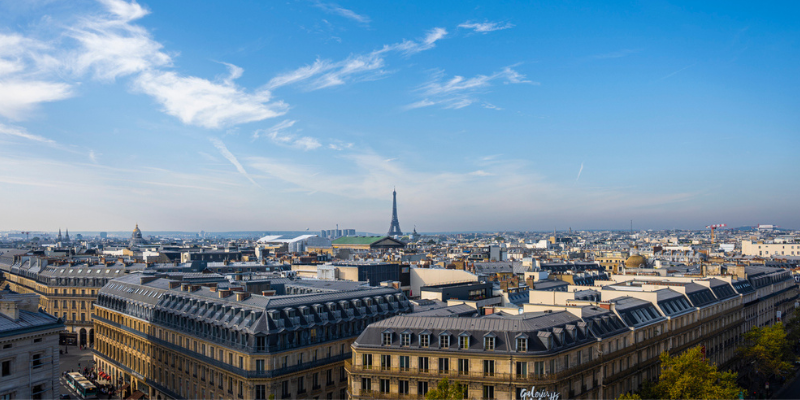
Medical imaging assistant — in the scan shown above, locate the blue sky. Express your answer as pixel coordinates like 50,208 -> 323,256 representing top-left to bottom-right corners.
0,0 -> 798,232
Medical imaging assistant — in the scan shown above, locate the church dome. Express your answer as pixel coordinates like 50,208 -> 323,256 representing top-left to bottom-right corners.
625,255 -> 647,268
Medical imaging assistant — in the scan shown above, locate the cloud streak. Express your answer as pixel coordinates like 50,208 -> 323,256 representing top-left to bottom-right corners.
266,27 -> 447,91
209,138 -> 259,186
458,21 -> 514,34
253,119 -> 321,150
314,2 -> 370,24
406,65 -> 536,110
576,162 -> 584,181
0,122 -> 56,144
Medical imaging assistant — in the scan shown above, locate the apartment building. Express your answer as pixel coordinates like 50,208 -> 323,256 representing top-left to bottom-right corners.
92,274 -> 411,400
0,290 -> 64,400
348,266 -> 797,400
0,255 -> 128,345
742,240 -> 800,257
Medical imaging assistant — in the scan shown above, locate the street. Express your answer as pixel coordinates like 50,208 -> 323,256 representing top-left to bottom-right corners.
57,344 -> 95,398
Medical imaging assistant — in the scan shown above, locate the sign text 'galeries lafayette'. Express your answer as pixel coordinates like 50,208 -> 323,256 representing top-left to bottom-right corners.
519,386 -> 561,400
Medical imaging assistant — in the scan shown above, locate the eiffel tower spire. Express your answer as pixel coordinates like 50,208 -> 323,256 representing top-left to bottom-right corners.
387,187 -> 403,236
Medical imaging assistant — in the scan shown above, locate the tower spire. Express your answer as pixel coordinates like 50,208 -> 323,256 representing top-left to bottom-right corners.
387,188 -> 403,237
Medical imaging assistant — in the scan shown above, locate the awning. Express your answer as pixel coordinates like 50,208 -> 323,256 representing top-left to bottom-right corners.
125,390 -> 147,400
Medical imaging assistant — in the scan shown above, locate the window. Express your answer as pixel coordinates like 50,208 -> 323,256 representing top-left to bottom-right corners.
34,338 -> 42,343
381,355 -> 391,370
383,332 -> 392,346
516,361 -> 527,377
483,385 -> 494,400
459,335 -> 469,349
400,355 -> 410,371
418,357 -> 429,372
361,378 -> 371,391
32,353 -> 42,369
440,335 -> 450,348
313,372 -> 319,389
32,383 -> 45,400
298,376 -> 305,393
439,358 -> 449,372
458,359 -> 469,374
399,380 -> 409,395
563,355 -> 569,370
256,360 -> 265,372
401,333 -> 411,346
483,360 -> 494,376
380,379 -> 390,393
327,369 -> 333,385
2,360 -> 10,376
534,361 -> 545,376
281,381 -> 289,398
362,354 -> 373,369
484,336 -> 495,350
418,381 -> 428,396
420,334 -> 430,348
517,338 -> 527,352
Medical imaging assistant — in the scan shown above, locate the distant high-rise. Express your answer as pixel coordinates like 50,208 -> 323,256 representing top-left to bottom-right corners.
387,188 -> 403,237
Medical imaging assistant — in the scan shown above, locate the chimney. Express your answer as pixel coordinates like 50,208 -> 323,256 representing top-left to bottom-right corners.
0,300 -> 19,322
208,283 -> 218,292
181,283 -> 190,292
191,285 -> 201,292
219,289 -> 232,298
139,276 -> 158,285
168,281 -> 181,289
235,292 -> 250,301
261,290 -> 276,297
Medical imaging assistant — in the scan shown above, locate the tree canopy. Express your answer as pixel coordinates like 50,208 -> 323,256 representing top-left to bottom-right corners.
738,322 -> 793,381
643,346 -> 741,400
425,378 -> 466,400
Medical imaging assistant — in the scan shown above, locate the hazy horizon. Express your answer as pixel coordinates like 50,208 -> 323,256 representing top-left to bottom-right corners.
1,0 -> 797,232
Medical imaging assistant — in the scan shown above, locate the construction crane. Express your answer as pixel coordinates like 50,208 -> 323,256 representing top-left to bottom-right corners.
705,224 -> 726,244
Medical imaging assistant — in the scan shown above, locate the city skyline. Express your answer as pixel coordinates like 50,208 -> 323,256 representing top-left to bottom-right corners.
1,0 -> 798,232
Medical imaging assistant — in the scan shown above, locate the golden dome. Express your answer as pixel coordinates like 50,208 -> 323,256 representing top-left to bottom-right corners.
625,255 -> 647,268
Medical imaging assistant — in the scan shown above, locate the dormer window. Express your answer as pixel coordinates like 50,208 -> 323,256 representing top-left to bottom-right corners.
440,334 -> 450,348
420,334 -> 430,348
517,338 -> 528,352
382,332 -> 392,346
484,336 -> 495,351
401,333 -> 411,346
459,334 -> 469,350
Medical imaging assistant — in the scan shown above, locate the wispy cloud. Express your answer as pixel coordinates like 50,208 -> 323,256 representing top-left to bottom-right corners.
0,122 -> 56,144
135,69 -> 288,129
253,119 -> 321,150
209,137 -> 259,186
0,80 -> 73,120
482,102 -> 502,111
314,2 -> 370,25
328,141 -> 353,151
406,65 -> 535,110
266,27 -> 446,91
0,0 -> 287,129
576,162 -> 584,181
458,21 -> 514,34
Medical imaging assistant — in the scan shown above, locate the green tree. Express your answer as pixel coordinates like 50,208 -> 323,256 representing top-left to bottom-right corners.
737,322 -> 793,386
646,346 -> 741,400
783,307 -> 800,349
425,378 -> 466,400
617,393 -> 642,400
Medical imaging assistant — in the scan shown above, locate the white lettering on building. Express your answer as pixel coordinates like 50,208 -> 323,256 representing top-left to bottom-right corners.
520,386 -> 561,400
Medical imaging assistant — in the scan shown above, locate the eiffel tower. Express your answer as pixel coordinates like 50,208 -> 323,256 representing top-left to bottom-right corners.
387,188 -> 403,236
